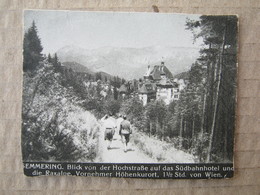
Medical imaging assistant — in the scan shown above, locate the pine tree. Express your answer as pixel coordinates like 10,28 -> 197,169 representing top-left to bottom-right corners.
47,53 -> 52,63
53,53 -> 62,71
113,86 -> 118,100
23,21 -> 43,71
186,16 -> 238,162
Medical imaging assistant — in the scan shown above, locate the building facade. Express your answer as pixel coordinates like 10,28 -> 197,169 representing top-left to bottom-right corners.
138,62 -> 181,105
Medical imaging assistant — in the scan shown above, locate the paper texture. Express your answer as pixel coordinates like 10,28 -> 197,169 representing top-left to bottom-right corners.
0,0 -> 259,194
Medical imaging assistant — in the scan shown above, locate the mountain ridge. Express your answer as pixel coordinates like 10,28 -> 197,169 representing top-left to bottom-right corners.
62,61 -> 116,81
62,61 -> 93,73
57,45 -> 200,80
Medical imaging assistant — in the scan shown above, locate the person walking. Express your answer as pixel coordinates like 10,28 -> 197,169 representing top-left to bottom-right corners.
119,115 -> 132,152
101,113 -> 116,150
116,114 -> 124,140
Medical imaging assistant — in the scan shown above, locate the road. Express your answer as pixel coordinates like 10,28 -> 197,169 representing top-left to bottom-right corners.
94,118 -> 195,163
96,130 -> 157,163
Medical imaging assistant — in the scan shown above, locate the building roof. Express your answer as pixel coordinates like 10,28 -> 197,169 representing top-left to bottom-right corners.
119,84 -> 128,93
157,79 -> 179,88
148,63 -> 173,80
158,78 -> 173,86
138,82 -> 157,94
172,82 -> 179,88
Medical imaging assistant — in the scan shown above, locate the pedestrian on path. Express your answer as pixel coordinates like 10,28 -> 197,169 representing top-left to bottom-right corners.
101,113 -> 116,150
116,114 -> 124,140
119,115 -> 132,152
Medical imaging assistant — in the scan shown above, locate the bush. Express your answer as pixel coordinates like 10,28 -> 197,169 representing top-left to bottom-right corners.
189,133 -> 210,162
131,130 -> 195,163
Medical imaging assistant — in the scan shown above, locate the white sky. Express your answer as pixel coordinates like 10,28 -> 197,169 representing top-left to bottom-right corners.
24,10 -> 202,54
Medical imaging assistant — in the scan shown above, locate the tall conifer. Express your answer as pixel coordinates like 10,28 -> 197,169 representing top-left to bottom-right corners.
23,21 -> 43,71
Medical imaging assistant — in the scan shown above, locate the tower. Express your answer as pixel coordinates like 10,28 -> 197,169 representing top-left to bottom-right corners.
144,65 -> 151,80
160,61 -> 166,80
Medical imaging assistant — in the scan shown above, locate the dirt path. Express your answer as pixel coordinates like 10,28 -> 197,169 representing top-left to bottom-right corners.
96,130 -> 157,163
94,118 -> 195,163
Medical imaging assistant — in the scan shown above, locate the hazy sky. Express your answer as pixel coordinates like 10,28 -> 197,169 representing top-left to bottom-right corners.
24,10 -> 202,54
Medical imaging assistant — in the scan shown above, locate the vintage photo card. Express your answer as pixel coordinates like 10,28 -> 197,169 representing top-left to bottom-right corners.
22,10 -> 238,178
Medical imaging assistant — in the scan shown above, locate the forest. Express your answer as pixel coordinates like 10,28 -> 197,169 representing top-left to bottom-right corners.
22,15 -> 237,163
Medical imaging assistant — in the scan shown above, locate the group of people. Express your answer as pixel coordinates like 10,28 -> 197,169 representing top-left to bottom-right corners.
101,113 -> 132,152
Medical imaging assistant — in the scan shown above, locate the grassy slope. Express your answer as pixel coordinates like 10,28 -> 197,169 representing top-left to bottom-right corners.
131,130 -> 195,163
22,63 -> 100,162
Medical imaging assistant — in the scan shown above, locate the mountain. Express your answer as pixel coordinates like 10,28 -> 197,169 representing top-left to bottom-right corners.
62,61 -> 93,73
98,71 -> 115,81
62,61 -> 115,81
57,45 -> 200,80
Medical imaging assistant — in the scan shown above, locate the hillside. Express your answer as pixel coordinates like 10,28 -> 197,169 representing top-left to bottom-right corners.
62,61 -> 115,81
98,71 -> 115,81
62,61 -> 93,73
22,62 -> 100,162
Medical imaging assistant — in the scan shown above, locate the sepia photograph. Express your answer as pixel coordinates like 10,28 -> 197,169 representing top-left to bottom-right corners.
22,10 -> 237,178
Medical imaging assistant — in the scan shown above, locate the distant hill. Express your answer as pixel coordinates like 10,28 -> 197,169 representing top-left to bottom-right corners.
98,71 -> 115,81
62,61 -> 93,74
62,61 -> 115,81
